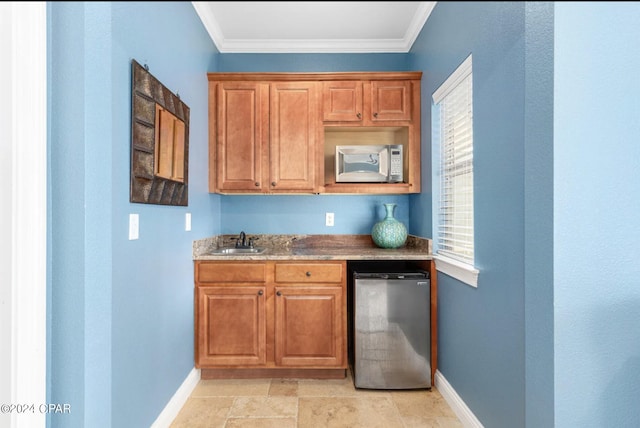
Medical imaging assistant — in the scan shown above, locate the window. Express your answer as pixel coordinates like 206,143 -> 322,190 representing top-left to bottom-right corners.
432,55 -> 479,287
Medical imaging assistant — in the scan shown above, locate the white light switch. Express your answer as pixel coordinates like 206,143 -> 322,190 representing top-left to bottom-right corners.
185,212 -> 192,231
326,212 -> 335,227
129,214 -> 139,240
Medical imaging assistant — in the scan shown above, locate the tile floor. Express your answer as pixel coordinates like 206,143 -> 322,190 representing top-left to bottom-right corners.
170,369 -> 463,428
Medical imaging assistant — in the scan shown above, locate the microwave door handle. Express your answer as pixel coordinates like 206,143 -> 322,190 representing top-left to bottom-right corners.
381,150 -> 390,178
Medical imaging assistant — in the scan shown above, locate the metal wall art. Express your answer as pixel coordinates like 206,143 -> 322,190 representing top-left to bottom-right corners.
130,59 -> 189,205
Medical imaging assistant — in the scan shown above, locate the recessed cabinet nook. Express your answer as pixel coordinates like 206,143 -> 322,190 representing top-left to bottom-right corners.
207,72 -> 422,195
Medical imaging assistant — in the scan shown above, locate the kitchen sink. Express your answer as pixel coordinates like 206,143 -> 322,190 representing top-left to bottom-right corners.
210,247 -> 266,255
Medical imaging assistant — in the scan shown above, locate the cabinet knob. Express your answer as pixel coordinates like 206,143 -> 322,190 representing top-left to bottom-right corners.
271,182 -> 276,187
276,291 -> 282,296
357,112 -> 361,119
255,182 -> 260,187
258,290 -> 264,296
306,271 -> 311,277
373,112 -> 378,118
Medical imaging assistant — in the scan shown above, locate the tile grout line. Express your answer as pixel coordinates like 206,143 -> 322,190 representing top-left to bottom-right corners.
388,392 -> 409,428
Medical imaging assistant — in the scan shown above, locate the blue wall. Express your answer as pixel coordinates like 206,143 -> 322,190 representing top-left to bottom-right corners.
221,195 -> 408,234
555,3 -> 640,427
523,3 -> 555,428
218,53 -> 409,72
48,2 -> 219,427
215,53 -> 417,235
409,3 -> 530,426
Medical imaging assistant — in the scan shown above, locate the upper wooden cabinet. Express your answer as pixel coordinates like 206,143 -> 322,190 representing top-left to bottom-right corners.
269,82 -> 319,192
208,72 -> 422,195
211,80 -> 319,193
323,80 -> 412,123
321,74 -> 421,194
322,81 -> 363,122
214,82 -> 268,192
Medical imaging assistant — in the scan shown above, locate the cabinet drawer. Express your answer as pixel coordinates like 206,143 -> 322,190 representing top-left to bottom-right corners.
196,262 -> 266,283
275,262 -> 343,283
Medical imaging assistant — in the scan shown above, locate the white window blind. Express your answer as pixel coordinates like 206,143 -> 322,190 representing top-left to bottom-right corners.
433,55 -> 474,267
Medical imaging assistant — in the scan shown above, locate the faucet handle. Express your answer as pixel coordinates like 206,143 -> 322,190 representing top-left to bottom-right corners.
248,237 -> 259,248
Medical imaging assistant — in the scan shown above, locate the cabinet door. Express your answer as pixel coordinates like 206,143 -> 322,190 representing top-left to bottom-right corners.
370,80 -> 412,121
196,286 -> 266,367
322,81 -> 363,122
274,286 -> 345,367
216,82 -> 269,191
269,82 -> 319,192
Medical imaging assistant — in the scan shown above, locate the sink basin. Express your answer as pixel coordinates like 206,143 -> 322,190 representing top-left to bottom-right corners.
210,247 -> 266,255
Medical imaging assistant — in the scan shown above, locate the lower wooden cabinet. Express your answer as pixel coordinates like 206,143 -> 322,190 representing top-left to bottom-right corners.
195,260 -> 347,374
275,284 -> 344,367
196,286 -> 266,366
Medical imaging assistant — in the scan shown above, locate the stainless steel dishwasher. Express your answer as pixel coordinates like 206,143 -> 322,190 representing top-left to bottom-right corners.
352,269 -> 431,389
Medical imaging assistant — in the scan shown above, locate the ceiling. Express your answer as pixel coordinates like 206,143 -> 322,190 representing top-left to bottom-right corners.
192,1 -> 436,53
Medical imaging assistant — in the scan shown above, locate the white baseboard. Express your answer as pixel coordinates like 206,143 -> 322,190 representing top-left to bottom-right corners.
435,370 -> 484,428
151,367 -> 201,428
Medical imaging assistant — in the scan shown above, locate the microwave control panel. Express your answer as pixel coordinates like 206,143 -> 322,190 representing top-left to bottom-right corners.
389,145 -> 403,182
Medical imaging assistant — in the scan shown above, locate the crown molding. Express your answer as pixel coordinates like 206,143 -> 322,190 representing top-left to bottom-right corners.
404,1 -> 436,50
192,1 -> 224,52
215,38 -> 413,54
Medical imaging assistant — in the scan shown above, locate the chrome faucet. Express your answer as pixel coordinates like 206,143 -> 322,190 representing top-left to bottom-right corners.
234,231 -> 259,248
236,231 -> 247,248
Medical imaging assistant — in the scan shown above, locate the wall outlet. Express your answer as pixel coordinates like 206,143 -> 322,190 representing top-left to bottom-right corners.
325,212 -> 335,227
185,212 -> 192,231
129,214 -> 139,240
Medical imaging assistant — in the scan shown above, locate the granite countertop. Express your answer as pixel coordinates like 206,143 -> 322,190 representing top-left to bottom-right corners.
193,234 -> 433,261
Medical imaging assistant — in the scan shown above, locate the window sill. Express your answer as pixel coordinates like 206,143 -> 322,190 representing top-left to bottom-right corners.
434,255 -> 479,288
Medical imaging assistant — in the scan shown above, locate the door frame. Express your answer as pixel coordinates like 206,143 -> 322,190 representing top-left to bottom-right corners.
0,3 -> 48,427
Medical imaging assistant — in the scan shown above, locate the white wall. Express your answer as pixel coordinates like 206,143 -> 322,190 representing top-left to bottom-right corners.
0,4 -> 13,426
0,2 -> 48,427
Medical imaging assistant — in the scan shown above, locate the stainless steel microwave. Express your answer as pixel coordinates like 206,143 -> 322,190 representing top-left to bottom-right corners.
335,144 -> 403,183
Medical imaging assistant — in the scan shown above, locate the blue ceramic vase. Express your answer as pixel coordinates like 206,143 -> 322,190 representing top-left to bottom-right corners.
371,203 -> 407,249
